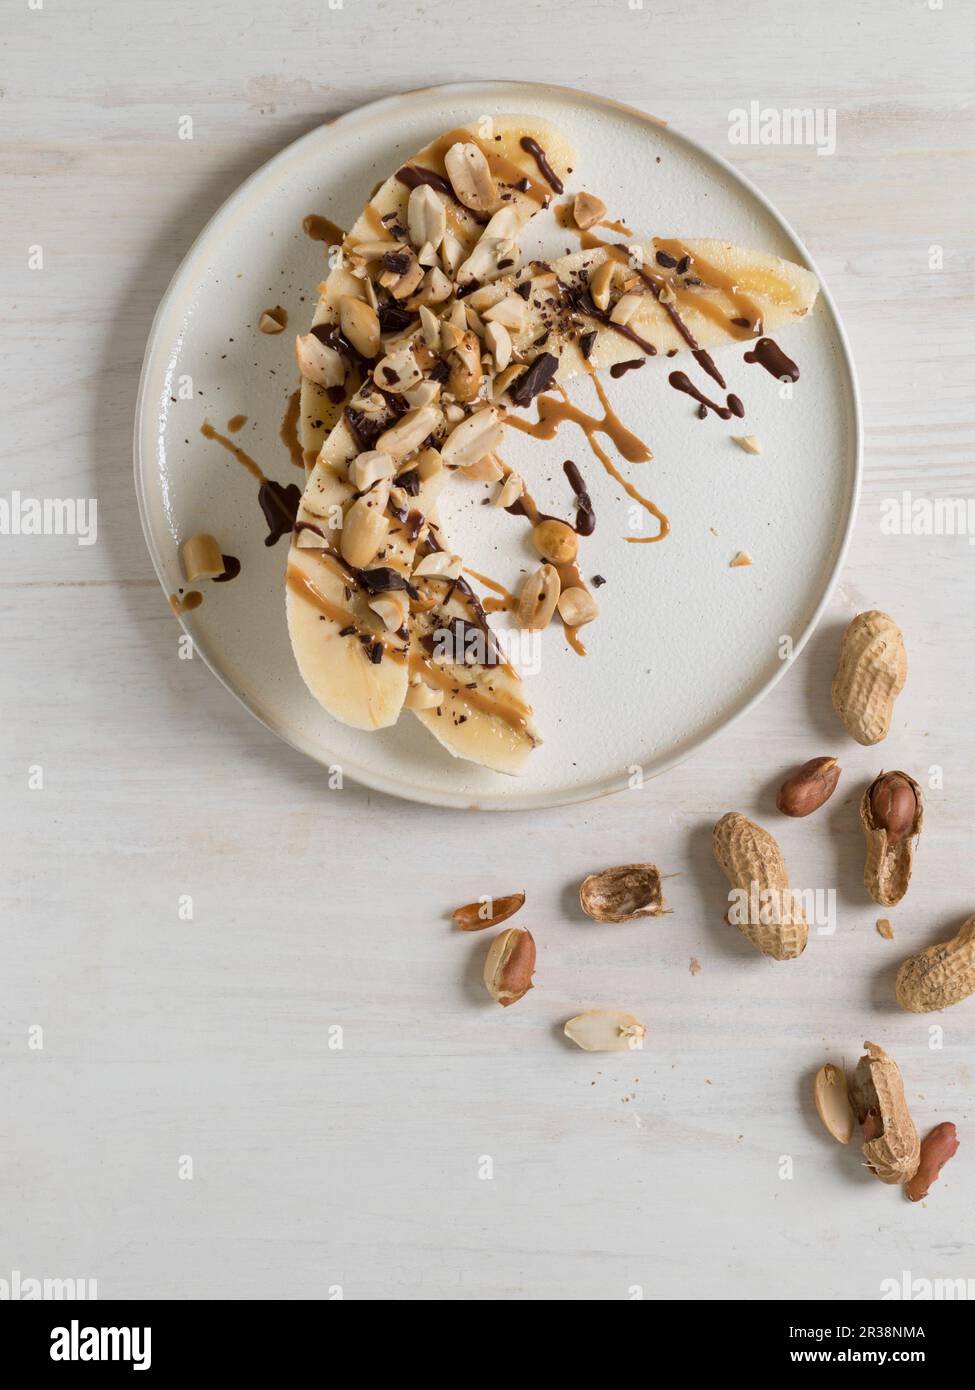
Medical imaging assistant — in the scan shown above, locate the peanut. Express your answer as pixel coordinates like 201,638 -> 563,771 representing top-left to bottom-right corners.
896,913 -> 975,1013
861,771 -> 922,907
483,926 -> 535,1007
848,1041 -> 920,1185
452,892 -> 525,932
516,564 -> 560,631
532,518 -> 578,565
776,756 -> 841,818
712,813 -> 808,960
813,1063 -> 855,1145
905,1122 -> 959,1203
831,610 -> 907,745
870,772 -> 917,846
563,1009 -> 646,1052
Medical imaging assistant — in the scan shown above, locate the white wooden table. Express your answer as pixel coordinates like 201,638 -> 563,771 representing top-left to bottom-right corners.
3,0 -> 974,1301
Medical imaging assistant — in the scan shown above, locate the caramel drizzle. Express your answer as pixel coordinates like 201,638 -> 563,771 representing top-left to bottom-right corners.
408,653 -> 532,735
169,591 -> 203,616
280,389 -> 304,469
286,566 -> 406,664
303,214 -> 346,245
422,127 -> 551,206
464,567 -> 515,614
504,371 -> 669,545
200,419 -> 266,481
505,485 -> 591,655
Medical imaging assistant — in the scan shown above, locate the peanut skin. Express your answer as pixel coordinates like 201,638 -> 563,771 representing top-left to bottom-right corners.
870,772 -> 917,846
776,756 -> 841,817
906,1123 -> 959,1202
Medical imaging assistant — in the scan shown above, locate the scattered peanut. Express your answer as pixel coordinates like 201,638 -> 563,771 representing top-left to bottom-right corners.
563,1009 -> 646,1052
733,435 -> 762,455
515,564 -> 560,631
896,913 -> 975,1013
483,926 -> 536,1007
532,518 -> 578,565
572,191 -> 608,230
776,756 -> 841,818
180,532 -> 225,583
832,610 -> 907,745
905,1123 -> 959,1203
814,1063 -> 855,1145
557,587 -> 599,628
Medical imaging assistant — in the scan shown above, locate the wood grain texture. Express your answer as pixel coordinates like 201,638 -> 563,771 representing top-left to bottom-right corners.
2,0 -> 974,1300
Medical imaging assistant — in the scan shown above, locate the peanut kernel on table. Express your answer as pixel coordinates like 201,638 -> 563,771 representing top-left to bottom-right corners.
180,532 -> 224,583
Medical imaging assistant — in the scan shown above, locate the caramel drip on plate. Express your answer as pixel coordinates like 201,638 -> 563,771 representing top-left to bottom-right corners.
303,214 -> 346,245
408,653 -> 532,734
464,568 -> 516,614
504,484 -> 591,656
169,591 -> 203,616
554,203 -> 632,237
505,371 -> 669,545
227,414 -> 247,433
280,389 -> 304,469
200,419 -> 266,482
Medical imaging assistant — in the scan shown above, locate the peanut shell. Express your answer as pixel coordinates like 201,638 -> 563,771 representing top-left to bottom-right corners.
712,813 -> 808,960
896,913 -> 975,1013
848,1041 -> 920,1185
578,864 -> 667,924
860,771 -> 922,907
831,610 -> 907,745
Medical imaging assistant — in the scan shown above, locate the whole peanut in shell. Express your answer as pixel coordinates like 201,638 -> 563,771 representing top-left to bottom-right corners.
896,913 -> 975,1013
832,611 -> 907,745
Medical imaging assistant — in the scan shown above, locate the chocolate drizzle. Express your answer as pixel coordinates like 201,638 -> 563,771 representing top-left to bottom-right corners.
668,372 -> 744,421
518,136 -> 564,194
563,459 -> 595,536
259,480 -> 302,545
212,554 -> 241,583
743,337 -> 800,382
609,359 -> 645,379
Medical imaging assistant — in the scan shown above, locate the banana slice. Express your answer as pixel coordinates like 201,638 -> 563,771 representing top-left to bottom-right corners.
476,238 -> 820,385
288,117 -> 573,750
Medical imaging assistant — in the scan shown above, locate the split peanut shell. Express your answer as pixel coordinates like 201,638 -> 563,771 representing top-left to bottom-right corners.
896,913 -> 975,1013
860,771 -> 922,907
579,864 -> 667,923
848,1041 -> 920,1185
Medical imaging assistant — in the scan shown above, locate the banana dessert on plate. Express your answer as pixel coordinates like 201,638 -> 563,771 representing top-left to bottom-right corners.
286,116 -> 819,774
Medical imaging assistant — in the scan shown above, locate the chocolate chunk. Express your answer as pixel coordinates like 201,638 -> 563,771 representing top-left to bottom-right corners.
378,304 -> 413,334
655,250 -> 678,268
591,574 -> 606,588
346,408 -> 386,449
515,281 -> 531,300
509,351 -> 559,407
358,567 -> 420,599
382,250 -> 411,275
397,468 -> 420,496
579,330 -> 597,360
676,255 -> 690,274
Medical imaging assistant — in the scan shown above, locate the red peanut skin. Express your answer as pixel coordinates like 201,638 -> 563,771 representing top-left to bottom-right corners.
906,1123 -> 959,1202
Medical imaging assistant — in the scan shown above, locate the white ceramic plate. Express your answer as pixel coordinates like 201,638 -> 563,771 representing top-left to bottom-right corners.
135,81 -> 860,810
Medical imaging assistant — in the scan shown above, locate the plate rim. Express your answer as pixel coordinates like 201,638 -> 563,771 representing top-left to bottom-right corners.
133,79 -> 862,812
